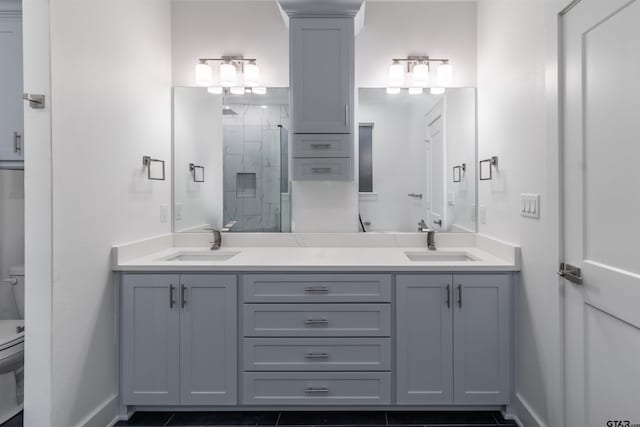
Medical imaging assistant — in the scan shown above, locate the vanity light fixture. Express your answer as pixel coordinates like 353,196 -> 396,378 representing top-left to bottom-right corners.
252,87 -> 267,95
230,87 -> 246,95
386,55 -> 452,93
195,55 -> 261,89
207,86 -> 223,95
386,87 -> 401,95
408,87 -> 424,95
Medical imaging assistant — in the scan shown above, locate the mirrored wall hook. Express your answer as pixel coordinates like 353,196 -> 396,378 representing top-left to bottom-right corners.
142,156 -> 165,181
189,163 -> 205,183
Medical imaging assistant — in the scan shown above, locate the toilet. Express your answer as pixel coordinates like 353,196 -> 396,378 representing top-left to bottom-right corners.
0,265 -> 24,422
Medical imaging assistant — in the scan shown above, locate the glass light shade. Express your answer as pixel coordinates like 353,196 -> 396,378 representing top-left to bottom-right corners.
230,86 -> 245,95
412,63 -> 429,86
207,86 -> 223,95
195,63 -> 212,86
386,87 -> 401,95
408,87 -> 424,95
430,87 -> 446,95
388,62 -> 404,86
437,63 -> 453,86
220,62 -> 237,87
244,62 -> 260,87
252,87 -> 267,95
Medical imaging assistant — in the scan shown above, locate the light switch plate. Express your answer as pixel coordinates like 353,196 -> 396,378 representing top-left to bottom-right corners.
520,193 -> 540,218
160,204 -> 169,223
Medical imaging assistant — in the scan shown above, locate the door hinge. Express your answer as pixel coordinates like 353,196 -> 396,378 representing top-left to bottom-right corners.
558,262 -> 583,285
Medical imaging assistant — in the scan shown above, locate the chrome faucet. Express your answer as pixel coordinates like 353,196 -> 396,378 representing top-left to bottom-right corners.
209,228 -> 222,250
418,219 -> 437,251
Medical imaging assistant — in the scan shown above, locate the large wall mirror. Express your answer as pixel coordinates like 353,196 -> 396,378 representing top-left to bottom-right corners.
173,87 -> 291,233
357,88 -> 477,233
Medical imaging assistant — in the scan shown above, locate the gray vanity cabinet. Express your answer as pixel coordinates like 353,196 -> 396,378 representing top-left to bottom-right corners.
396,275 -> 454,404
121,274 -> 237,406
396,273 -> 512,405
290,18 -> 354,134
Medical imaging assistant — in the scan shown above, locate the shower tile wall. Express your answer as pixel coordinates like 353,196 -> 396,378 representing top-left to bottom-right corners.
223,103 -> 289,232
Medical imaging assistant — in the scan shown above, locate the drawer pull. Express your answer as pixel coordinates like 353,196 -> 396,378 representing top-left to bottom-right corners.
304,387 -> 330,394
310,143 -> 332,149
304,286 -> 330,293
311,167 -> 332,174
304,318 -> 329,326
304,352 -> 330,359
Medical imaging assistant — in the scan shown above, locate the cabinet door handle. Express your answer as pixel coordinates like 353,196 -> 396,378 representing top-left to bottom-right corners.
13,131 -> 21,154
304,387 -> 329,394
181,284 -> 187,308
311,167 -> 332,174
310,143 -> 331,149
345,105 -> 349,127
169,285 -> 176,308
457,284 -> 462,308
304,286 -> 329,294
305,352 -> 329,359
446,284 -> 451,308
304,318 -> 329,326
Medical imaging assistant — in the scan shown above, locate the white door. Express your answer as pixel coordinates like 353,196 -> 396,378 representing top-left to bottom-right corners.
0,16 -> 24,161
562,1 -> 640,426
426,102 -> 445,231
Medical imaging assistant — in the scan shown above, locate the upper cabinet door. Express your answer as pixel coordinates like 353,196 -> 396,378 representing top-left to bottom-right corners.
0,17 -> 24,162
290,18 -> 354,134
396,274 -> 454,405
453,274 -> 511,405
121,274 -> 180,405
179,274 -> 237,405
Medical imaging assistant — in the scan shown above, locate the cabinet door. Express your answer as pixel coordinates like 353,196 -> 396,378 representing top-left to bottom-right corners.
180,274 -> 237,405
396,275 -> 453,404
290,18 -> 353,134
453,274 -> 511,404
121,274 -> 180,405
0,18 -> 24,162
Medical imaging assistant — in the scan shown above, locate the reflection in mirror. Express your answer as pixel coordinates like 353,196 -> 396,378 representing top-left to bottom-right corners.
173,87 -> 291,233
358,88 -> 477,233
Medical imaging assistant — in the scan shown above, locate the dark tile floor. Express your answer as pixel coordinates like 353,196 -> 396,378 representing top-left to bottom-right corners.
115,411 -> 518,427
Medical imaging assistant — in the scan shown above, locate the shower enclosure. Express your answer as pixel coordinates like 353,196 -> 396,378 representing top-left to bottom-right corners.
222,88 -> 290,232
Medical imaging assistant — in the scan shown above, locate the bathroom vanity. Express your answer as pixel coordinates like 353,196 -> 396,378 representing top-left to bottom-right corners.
113,233 -> 518,411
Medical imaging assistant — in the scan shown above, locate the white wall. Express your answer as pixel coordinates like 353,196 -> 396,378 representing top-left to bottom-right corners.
357,1 -> 477,88
477,1 -> 562,426
44,1 -> 173,426
174,88 -> 223,231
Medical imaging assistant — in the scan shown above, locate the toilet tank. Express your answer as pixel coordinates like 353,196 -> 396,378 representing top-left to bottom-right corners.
8,265 -> 24,319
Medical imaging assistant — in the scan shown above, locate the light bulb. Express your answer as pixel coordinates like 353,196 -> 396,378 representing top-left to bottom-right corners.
207,86 -> 223,95
412,63 -> 429,86
195,62 -> 212,86
430,87 -> 446,95
437,63 -> 452,86
408,87 -> 423,95
252,87 -> 267,95
388,62 -> 404,86
386,87 -> 401,95
244,62 -> 260,87
220,62 -> 237,87
230,87 -> 245,95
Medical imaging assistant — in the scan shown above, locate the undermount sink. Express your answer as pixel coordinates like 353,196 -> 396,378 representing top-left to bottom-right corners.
405,251 -> 478,262
162,251 -> 239,262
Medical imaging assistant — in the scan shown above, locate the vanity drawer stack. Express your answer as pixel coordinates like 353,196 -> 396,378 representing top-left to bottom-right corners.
241,274 -> 392,405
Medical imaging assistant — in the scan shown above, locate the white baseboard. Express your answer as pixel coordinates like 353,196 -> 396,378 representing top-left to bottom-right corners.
515,392 -> 548,427
72,393 -> 118,427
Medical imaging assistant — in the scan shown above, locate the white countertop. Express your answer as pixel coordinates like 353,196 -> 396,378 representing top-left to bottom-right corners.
112,233 -> 520,272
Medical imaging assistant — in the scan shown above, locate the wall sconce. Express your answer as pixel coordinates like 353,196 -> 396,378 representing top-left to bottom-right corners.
453,163 -> 466,183
386,56 -> 452,94
195,55 -> 264,94
189,163 -> 205,183
479,156 -> 499,181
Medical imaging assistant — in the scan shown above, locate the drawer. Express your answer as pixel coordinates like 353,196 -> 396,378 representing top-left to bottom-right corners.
242,274 -> 392,303
243,338 -> 391,371
242,372 -> 391,405
243,303 -> 391,337
292,134 -> 351,158
292,157 -> 352,181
